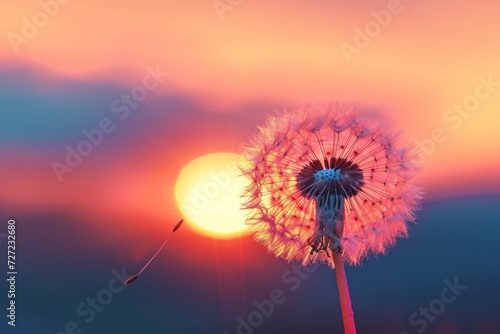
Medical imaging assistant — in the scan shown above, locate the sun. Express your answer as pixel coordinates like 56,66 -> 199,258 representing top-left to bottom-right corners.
174,152 -> 249,239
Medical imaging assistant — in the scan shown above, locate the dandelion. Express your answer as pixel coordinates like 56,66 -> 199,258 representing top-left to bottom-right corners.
240,103 -> 422,333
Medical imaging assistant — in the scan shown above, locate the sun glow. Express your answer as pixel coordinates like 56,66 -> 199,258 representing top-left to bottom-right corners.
174,153 -> 249,239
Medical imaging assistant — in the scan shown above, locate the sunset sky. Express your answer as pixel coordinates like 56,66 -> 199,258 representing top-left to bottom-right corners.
0,1 -> 499,333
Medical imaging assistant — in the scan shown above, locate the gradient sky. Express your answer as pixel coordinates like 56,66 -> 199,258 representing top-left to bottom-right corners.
0,1 -> 499,333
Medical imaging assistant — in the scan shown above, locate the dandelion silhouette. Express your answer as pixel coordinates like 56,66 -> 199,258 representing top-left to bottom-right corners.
240,104 -> 422,333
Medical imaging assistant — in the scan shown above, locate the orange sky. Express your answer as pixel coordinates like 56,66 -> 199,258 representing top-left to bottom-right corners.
1,0 -> 499,219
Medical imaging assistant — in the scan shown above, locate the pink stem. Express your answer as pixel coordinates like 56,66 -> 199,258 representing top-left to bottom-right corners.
333,251 -> 357,334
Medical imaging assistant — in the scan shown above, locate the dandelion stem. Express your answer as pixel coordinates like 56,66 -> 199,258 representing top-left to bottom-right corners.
333,251 -> 357,334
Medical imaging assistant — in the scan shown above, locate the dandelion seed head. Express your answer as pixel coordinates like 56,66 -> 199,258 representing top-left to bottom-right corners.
240,103 -> 422,267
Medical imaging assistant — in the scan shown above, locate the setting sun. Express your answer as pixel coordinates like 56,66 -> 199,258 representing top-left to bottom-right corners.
174,153 -> 249,239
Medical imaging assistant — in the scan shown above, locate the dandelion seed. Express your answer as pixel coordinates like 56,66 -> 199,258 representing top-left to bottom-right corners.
124,219 -> 184,286
240,103 -> 422,333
